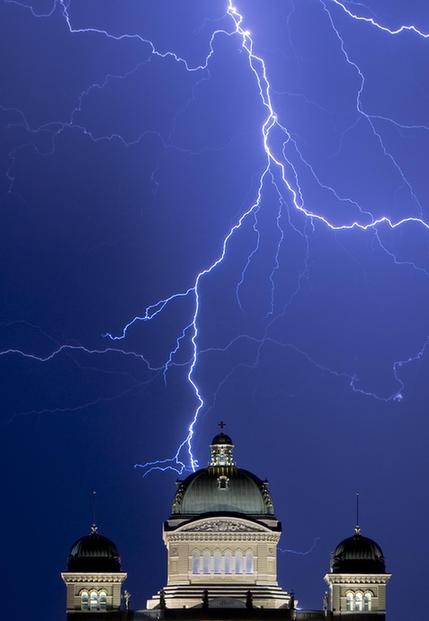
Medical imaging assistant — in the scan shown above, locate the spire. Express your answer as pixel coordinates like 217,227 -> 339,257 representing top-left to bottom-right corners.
91,490 -> 98,534
209,423 -> 235,467
354,491 -> 361,535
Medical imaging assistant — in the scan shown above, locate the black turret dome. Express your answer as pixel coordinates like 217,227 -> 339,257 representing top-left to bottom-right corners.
67,526 -> 121,572
211,432 -> 233,445
331,529 -> 385,574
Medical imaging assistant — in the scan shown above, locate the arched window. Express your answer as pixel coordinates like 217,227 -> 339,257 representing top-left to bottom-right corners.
214,550 -> 222,574
355,592 -> 363,612
345,592 -> 354,612
89,591 -> 98,610
218,449 -> 226,465
224,550 -> 232,574
192,550 -> 200,574
217,476 -> 229,489
80,591 -> 89,611
99,591 -> 107,611
363,591 -> 372,611
245,550 -> 254,574
203,550 -> 211,574
235,550 -> 243,574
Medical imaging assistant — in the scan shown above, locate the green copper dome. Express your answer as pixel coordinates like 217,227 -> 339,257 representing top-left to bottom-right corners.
172,431 -> 274,516
172,468 -> 274,515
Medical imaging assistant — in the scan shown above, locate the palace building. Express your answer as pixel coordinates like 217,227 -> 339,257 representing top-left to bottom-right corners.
61,430 -> 390,619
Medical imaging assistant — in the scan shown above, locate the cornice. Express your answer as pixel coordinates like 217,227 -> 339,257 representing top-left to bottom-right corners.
61,572 -> 127,584
165,532 -> 279,543
324,573 -> 391,585
169,516 -> 276,533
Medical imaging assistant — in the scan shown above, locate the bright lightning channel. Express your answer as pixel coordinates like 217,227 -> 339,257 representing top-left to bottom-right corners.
328,0 -> 429,38
2,0 -> 429,477
130,0 -> 429,475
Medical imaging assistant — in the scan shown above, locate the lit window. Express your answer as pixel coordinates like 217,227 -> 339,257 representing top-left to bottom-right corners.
214,550 -> 222,574
192,550 -> 200,574
90,591 -> 98,610
346,592 -> 354,612
355,592 -> 363,612
99,591 -> 107,611
245,550 -> 254,574
81,591 -> 89,611
235,550 -> 243,574
364,592 -> 372,611
203,550 -> 211,574
224,550 -> 232,574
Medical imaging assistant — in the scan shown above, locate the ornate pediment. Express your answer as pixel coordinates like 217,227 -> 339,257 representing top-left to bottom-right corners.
181,519 -> 264,533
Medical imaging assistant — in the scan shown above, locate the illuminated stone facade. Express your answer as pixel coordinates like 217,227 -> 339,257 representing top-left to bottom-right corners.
61,571 -> 127,612
61,432 -> 390,620
146,515 -> 289,609
147,433 -> 290,610
324,572 -> 390,615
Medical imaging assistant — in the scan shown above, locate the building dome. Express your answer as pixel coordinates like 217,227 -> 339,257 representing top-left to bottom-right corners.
331,528 -> 385,574
172,467 -> 274,516
172,429 -> 274,517
67,525 -> 121,572
211,432 -> 233,446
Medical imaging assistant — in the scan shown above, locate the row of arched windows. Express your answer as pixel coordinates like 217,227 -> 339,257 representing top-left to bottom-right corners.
192,549 -> 254,575
80,590 -> 107,611
345,591 -> 372,612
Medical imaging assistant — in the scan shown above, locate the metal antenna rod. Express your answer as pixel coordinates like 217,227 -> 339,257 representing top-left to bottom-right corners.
91,490 -> 97,532
356,491 -> 360,532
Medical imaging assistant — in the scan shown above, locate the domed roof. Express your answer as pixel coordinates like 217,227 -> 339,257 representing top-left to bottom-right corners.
211,432 -> 233,446
331,528 -> 385,574
172,467 -> 274,516
67,526 -> 121,572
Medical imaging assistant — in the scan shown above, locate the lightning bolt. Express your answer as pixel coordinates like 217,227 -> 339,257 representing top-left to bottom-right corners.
2,0 -> 429,477
279,537 -> 320,556
113,0 -> 429,473
328,0 -> 429,38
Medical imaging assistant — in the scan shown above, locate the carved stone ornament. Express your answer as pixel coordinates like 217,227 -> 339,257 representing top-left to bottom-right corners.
326,575 -> 391,585
61,573 -> 127,584
182,519 -> 264,533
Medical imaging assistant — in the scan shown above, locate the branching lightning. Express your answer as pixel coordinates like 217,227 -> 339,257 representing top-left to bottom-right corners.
2,0 -> 429,477
328,0 -> 429,38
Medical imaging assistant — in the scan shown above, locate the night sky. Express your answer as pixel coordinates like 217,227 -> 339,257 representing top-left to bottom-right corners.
1,1 -> 429,620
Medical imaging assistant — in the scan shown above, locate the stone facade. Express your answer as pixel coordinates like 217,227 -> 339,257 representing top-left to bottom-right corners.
324,572 -> 391,616
61,571 -> 127,611
146,516 -> 289,609
62,432 -> 390,620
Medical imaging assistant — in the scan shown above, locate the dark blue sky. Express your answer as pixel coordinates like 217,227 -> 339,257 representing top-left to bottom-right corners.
1,1 -> 429,619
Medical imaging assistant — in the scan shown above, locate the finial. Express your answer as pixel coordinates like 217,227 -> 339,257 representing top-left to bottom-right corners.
91,490 -> 98,533
218,420 -> 226,430
354,491 -> 361,534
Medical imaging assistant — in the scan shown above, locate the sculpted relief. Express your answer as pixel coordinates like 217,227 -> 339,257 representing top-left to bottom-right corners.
182,519 -> 263,533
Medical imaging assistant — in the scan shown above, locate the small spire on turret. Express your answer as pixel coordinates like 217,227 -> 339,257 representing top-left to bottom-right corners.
354,491 -> 361,534
91,490 -> 98,534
